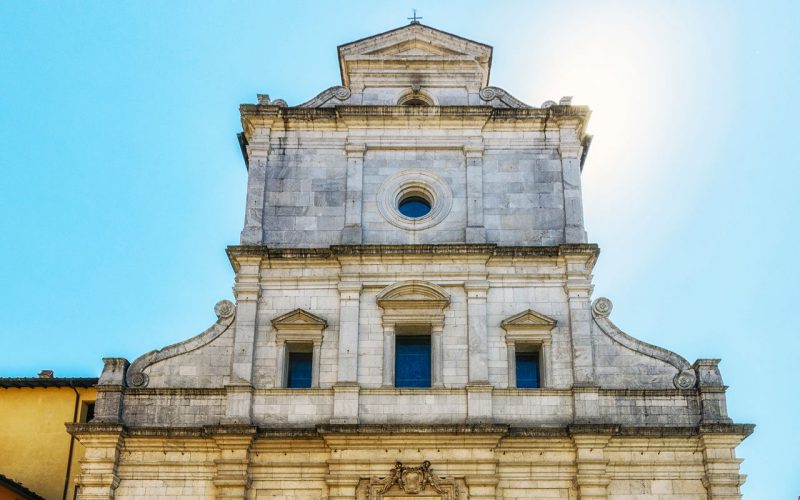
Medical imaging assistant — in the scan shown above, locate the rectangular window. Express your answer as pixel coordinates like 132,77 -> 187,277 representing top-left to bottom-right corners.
395,334 -> 431,388
80,401 -> 95,423
515,351 -> 540,389
286,351 -> 312,388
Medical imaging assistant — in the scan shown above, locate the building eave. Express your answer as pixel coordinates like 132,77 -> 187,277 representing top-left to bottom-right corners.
0,377 -> 98,389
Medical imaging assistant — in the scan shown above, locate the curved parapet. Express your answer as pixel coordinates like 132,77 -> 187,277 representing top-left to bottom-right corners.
591,297 -> 697,390
126,300 -> 236,388
479,86 -> 532,108
298,85 -> 352,108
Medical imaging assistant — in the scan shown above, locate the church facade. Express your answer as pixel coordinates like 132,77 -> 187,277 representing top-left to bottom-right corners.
69,23 -> 752,499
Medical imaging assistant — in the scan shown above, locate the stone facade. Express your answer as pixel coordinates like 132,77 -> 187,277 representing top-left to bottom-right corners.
69,23 -> 751,499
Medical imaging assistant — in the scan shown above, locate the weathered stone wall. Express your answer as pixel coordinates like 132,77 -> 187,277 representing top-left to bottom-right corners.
69,426 -> 751,499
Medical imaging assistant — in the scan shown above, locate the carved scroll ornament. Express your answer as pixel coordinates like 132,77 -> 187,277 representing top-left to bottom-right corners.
358,461 -> 465,499
591,297 -> 697,390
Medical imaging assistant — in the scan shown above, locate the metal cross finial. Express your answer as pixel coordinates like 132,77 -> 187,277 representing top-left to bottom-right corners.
408,9 -> 422,24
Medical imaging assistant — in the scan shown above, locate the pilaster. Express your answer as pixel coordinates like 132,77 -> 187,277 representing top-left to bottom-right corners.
694,359 -> 733,424
343,143 -> 366,244
431,323 -> 444,387
240,131 -> 270,244
464,141 -> 486,243
563,248 -> 596,394
92,358 -> 129,424
337,282 -> 363,384
559,126 -> 588,243
464,475 -> 498,500
209,425 -> 256,500
700,433 -> 747,500
230,255 -> 261,385
68,424 -> 124,500
465,280 -> 490,384
571,428 -> 613,500
381,324 -> 395,387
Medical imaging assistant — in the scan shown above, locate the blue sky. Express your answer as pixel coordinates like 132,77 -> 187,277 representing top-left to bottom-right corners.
0,1 -> 797,497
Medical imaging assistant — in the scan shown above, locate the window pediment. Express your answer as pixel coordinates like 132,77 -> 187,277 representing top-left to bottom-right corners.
271,309 -> 327,344
376,280 -> 450,311
501,309 -> 557,344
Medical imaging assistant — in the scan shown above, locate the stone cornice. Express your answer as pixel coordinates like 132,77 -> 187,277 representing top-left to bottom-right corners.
227,244 -> 600,268
67,422 -> 755,440
239,105 -> 591,140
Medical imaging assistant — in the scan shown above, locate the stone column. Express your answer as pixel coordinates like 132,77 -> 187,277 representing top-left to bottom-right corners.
225,255 -> 261,424
431,322 -> 444,387
381,323 -> 395,387
342,143 -> 365,244
332,282 -> 362,424
559,125 -> 588,244
210,426 -> 256,500
464,141 -> 486,243
68,424 -> 124,500
240,132 -> 270,245
571,429 -> 612,500
700,433 -> 748,500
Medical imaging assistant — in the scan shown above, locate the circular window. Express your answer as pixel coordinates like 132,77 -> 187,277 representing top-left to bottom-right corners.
398,196 -> 432,218
377,169 -> 453,231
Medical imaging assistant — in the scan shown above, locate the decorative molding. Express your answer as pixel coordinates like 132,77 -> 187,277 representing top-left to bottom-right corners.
479,86 -> 533,108
357,461 -> 465,499
271,308 -> 328,344
297,85 -> 352,108
126,300 -> 236,388
591,297 -> 697,390
376,169 -> 454,231
377,280 -> 450,312
501,309 -> 557,332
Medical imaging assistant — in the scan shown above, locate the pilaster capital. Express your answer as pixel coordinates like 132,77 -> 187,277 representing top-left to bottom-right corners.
558,143 -> 582,160
463,140 -> 484,158
464,280 -> 490,298
345,142 -> 366,157
338,282 -> 363,300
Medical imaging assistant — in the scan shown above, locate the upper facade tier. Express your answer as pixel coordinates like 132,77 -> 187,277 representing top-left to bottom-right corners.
238,24 -> 592,248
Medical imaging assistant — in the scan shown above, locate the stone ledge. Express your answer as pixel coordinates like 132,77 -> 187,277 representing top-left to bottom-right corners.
227,244 -> 600,266
68,422 -> 755,440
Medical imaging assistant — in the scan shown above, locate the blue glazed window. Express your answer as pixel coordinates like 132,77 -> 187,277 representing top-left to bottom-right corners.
398,196 -> 431,218
287,351 -> 312,388
395,335 -> 431,388
515,351 -> 540,389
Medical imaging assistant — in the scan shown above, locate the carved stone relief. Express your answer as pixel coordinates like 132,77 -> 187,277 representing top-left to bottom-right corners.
356,461 -> 467,499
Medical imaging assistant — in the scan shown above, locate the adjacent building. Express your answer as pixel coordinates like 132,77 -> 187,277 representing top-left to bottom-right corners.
68,23 -> 752,499
0,373 -> 96,500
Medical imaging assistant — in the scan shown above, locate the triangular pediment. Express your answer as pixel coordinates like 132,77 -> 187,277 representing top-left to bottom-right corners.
363,38 -> 467,57
271,309 -> 327,329
501,309 -> 557,330
338,23 -> 492,88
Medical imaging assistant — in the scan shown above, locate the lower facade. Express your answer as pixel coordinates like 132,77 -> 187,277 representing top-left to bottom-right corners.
68,424 -> 751,500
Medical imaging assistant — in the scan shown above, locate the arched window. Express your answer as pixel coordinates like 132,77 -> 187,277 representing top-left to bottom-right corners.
397,89 -> 434,106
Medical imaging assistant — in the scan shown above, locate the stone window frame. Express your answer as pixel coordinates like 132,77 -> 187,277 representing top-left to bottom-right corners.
396,88 -> 438,106
501,309 -> 557,389
376,169 -> 453,231
376,281 -> 450,388
271,309 -> 328,388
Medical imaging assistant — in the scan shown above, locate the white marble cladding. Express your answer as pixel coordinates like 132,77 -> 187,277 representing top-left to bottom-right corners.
245,127 -> 586,247
113,247 -> 719,428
